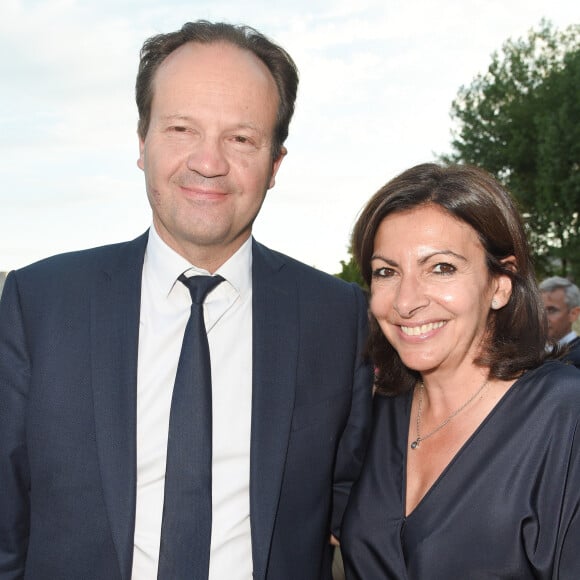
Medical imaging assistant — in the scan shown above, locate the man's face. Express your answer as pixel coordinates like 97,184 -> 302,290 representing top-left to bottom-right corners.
542,288 -> 579,341
138,41 -> 285,270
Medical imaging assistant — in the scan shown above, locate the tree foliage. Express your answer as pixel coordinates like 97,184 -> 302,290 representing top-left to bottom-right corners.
335,249 -> 366,288
443,20 -> 580,279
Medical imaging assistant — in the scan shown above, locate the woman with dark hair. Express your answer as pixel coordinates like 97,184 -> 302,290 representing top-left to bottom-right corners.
340,163 -> 580,578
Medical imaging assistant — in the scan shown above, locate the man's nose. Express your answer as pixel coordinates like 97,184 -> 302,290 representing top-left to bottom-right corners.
186,137 -> 230,177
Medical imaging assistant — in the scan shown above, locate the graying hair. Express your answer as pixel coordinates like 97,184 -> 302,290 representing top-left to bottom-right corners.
539,276 -> 580,309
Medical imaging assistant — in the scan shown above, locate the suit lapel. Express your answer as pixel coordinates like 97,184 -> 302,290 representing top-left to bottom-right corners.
90,232 -> 148,580
91,235 -> 299,578
250,241 -> 300,579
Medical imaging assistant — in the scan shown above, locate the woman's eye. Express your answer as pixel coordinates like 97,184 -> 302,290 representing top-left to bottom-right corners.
372,267 -> 395,278
433,263 -> 456,275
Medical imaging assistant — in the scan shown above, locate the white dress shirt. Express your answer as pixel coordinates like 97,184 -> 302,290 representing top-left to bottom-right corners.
559,330 -> 579,346
132,226 -> 253,579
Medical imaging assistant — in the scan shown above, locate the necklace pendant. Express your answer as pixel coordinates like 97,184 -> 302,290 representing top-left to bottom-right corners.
410,439 -> 419,450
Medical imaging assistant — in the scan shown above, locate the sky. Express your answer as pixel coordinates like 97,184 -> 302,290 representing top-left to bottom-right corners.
1,0 -> 579,274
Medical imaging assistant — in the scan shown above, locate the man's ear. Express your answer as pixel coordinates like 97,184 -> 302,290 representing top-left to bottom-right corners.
137,135 -> 145,171
268,146 -> 287,189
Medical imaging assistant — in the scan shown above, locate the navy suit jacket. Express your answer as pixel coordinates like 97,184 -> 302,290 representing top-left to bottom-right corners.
0,232 -> 372,579
562,336 -> 580,369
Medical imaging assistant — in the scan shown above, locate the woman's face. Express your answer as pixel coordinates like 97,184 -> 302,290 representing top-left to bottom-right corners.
369,204 -> 511,376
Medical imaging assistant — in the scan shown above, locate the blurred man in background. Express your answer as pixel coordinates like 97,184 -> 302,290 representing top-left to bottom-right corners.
540,276 -> 580,368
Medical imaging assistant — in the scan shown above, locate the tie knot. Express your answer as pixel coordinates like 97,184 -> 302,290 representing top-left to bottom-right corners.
178,274 -> 224,305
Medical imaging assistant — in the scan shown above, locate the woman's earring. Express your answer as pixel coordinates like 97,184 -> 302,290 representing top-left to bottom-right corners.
491,299 -> 499,310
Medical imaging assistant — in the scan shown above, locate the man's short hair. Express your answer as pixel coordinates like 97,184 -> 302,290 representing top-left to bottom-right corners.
539,276 -> 580,309
136,20 -> 299,160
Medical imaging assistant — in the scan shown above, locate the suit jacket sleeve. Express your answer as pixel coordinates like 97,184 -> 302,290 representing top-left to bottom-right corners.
330,284 -> 372,538
0,272 -> 31,577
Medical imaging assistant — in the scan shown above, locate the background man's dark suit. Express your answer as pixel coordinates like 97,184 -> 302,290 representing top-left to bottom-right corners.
563,336 -> 580,369
0,232 -> 372,579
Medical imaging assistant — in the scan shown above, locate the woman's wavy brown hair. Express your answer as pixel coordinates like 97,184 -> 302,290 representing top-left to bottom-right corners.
352,163 -> 547,396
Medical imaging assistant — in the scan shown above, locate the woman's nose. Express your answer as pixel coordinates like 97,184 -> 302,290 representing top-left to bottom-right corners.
393,275 -> 428,318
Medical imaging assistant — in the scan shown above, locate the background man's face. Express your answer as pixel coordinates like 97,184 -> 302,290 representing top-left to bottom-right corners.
542,288 -> 579,341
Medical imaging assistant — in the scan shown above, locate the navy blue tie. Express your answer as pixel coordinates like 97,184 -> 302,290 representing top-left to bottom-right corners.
157,273 -> 224,580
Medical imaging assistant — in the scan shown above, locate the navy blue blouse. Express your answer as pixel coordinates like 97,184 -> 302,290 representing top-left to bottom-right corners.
341,361 -> 580,579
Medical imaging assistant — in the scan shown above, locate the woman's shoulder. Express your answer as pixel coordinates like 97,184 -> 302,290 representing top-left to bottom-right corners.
523,359 -> 580,386
372,389 -> 413,424
374,388 -> 413,406
517,360 -> 580,414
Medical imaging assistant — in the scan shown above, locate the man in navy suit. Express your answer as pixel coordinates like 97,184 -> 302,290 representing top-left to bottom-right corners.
0,21 -> 372,579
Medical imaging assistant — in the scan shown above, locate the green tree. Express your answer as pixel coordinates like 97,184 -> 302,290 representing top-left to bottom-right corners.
335,247 -> 366,288
443,20 -> 580,279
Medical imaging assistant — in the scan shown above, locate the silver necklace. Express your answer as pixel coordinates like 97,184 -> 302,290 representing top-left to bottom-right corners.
410,378 -> 489,450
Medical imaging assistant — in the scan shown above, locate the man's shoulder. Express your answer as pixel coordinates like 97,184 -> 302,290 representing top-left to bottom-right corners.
16,232 -> 148,280
564,336 -> 580,367
253,241 -> 364,296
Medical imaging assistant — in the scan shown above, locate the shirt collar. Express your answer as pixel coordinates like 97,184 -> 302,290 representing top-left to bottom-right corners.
559,330 -> 579,346
144,225 -> 253,297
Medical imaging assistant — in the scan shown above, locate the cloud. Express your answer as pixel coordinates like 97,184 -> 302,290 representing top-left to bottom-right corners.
1,0 -> 579,272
